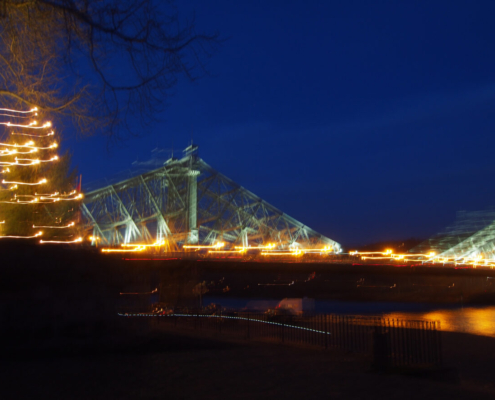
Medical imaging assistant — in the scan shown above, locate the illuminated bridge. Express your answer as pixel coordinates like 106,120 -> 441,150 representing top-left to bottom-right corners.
412,208 -> 495,262
81,145 -> 341,252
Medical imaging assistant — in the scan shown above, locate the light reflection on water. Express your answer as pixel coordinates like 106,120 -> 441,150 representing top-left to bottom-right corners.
204,296 -> 495,338
382,307 -> 495,338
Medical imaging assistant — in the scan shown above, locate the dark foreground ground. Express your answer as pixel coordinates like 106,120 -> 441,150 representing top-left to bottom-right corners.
2,242 -> 495,399
1,330 -> 495,400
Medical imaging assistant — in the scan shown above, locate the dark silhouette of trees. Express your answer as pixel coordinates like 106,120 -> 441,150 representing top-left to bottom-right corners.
0,0 -> 219,143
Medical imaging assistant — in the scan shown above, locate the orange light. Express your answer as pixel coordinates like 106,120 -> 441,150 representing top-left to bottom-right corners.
0,231 -> 42,239
40,237 -> 83,244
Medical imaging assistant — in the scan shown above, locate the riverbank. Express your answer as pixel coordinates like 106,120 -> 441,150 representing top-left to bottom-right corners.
196,264 -> 495,305
2,241 -> 495,353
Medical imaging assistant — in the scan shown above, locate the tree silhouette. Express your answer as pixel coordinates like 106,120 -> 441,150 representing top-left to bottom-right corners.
0,1 -> 219,143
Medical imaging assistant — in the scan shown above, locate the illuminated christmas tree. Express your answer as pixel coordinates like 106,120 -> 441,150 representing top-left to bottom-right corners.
0,107 -> 82,243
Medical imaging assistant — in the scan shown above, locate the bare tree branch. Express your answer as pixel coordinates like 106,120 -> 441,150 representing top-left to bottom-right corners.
0,0 -> 220,144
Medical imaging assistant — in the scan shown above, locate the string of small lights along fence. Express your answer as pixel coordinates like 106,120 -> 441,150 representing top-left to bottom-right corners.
122,312 -> 442,367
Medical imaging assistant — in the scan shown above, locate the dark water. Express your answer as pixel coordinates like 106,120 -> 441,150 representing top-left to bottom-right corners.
204,296 -> 495,338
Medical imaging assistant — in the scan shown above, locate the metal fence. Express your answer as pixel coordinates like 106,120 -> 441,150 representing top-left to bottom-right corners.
126,312 -> 442,367
370,318 -> 442,368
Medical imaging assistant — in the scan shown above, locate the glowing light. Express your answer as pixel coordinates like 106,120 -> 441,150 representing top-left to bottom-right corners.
0,185 -> 18,191
102,240 -> 166,253
33,222 -> 75,229
0,121 -> 51,129
20,142 -> 58,150
0,142 -> 58,152
183,242 -> 225,250
0,231 -> 42,239
15,156 -> 58,164
301,246 -> 334,254
0,107 -> 37,114
39,193 -> 82,202
0,140 -> 55,150
40,237 -> 83,244
0,197 -> 40,204
258,243 -> 277,249
102,246 -> 146,253
121,241 -> 165,248
346,247 -> 495,268
0,110 -> 81,243
0,148 -> 37,155
12,130 -> 55,137
209,249 -> 246,254
47,190 -> 77,197
0,159 -> 40,166
12,195 -> 74,204
350,251 -> 385,256
261,250 -> 303,256
2,178 -> 47,186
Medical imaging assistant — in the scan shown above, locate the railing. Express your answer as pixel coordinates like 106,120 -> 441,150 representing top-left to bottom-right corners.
124,311 -> 442,367
370,318 -> 442,368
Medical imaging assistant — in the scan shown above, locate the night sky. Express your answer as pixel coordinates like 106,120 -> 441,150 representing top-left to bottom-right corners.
68,1 -> 495,247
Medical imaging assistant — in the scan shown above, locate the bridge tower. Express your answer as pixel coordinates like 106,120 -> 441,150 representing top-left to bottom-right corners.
185,144 -> 199,244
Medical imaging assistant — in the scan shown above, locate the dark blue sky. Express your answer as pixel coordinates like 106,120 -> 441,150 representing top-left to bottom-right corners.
69,0 -> 495,247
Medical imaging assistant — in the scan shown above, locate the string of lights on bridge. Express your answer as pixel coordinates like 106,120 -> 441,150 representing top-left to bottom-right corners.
100,240 -> 334,256
96,240 -> 494,268
348,249 -> 493,268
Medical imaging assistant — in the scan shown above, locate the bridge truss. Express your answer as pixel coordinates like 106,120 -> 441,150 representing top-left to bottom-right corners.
81,146 -> 341,252
412,209 -> 495,260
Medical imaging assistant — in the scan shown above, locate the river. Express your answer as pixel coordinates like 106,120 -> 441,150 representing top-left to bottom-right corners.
203,296 -> 495,338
